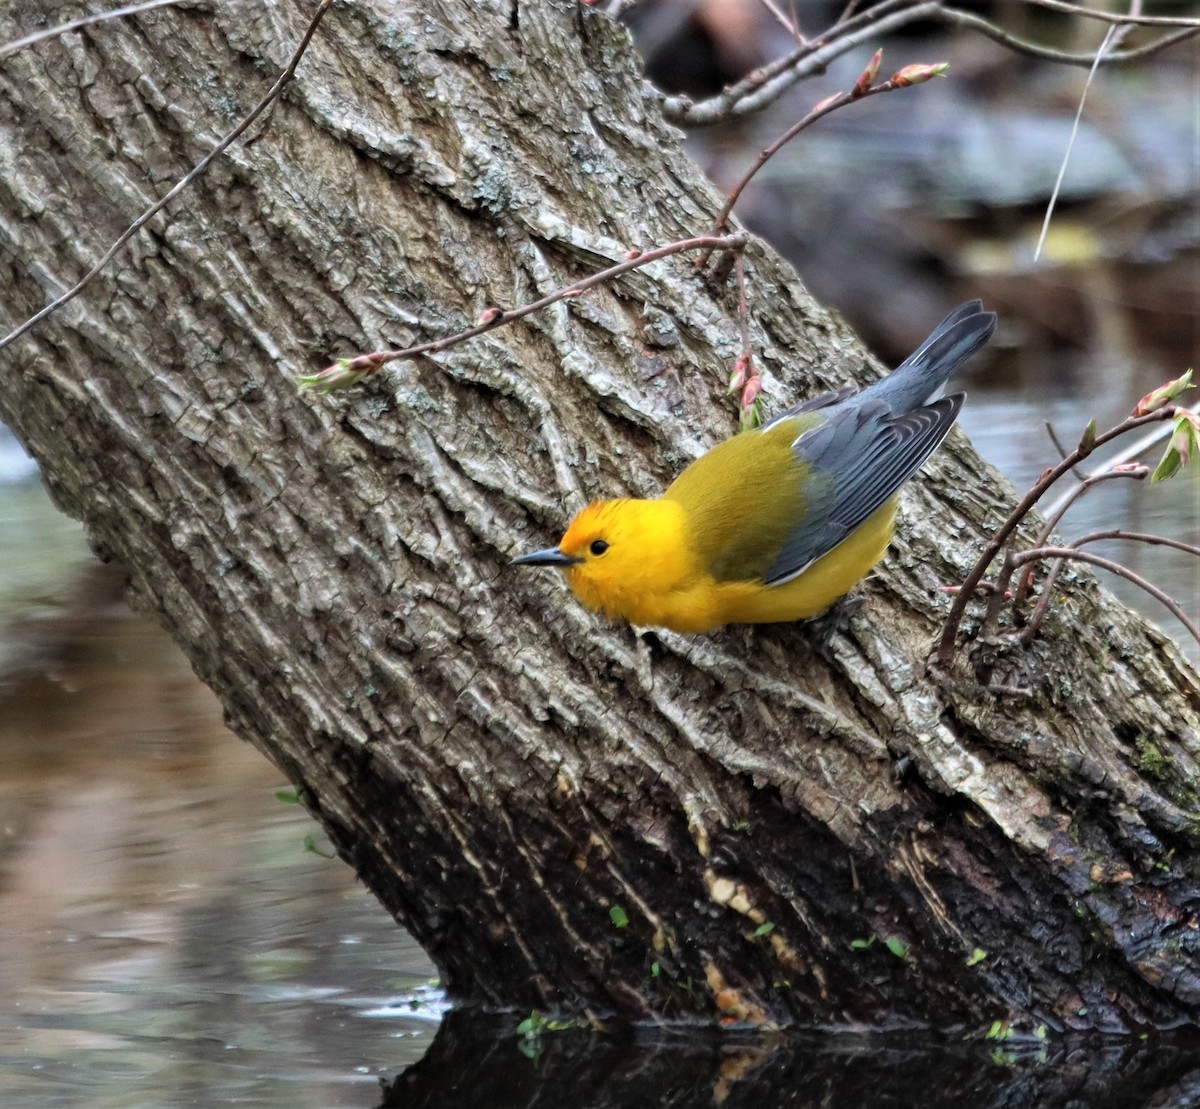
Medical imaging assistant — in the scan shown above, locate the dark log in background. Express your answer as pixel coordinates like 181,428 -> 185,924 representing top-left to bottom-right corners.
1,0 -> 1198,1030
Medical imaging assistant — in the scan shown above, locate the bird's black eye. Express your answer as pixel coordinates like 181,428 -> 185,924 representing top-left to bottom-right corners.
589,539 -> 609,557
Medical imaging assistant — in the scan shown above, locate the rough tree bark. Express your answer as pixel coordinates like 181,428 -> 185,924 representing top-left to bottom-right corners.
1,0 -> 1198,1032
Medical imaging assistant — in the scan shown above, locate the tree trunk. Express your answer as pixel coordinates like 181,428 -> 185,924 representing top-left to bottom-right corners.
1,0 -> 1197,1031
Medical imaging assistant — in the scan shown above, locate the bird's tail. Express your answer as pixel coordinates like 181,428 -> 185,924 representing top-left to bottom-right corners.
865,300 -> 997,413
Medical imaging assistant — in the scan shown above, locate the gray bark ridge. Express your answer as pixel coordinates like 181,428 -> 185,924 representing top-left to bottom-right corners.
1,0 -> 1197,1029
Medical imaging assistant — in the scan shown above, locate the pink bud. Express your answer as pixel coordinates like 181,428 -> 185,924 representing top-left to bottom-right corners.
1134,368 -> 1193,416
727,353 -> 751,395
624,248 -> 643,260
479,307 -> 503,325
891,62 -> 949,87
813,93 -> 843,113
853,49 -> 883,97
296,359 -> 372,394
740,374 -> 763,409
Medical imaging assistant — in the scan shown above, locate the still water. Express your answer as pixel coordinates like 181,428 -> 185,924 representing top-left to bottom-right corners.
0,479 -> 443,1107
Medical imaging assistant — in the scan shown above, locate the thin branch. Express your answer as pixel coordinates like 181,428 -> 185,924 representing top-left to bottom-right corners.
1070,529 -> 1200,560
0,0 -> 189,60
754,0 -> 803,42
663,0 -> 938,125
1034,0 -> 1144,265
1021,0 -> 1200,28
732,253 -> 762,429
0,0 -> 334,356
1011,465 -> 1147,608
934,8 -> 1200,66
936,407 -> 1175,663
664,0 -> 1199,126
836,0 -> 868,24
707,70 -> 919,240
1043,421 -> 1078,467
1013,546 -> 1200,648
299,233 -> 750,391
1034,21 -> 1118,262
1043,398 -> 1200,518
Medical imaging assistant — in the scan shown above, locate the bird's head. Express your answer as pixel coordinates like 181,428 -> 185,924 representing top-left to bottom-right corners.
512,498 -> 693,623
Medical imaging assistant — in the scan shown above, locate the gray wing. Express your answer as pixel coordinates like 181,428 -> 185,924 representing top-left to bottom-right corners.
763,394 -> 965,585
761,383 -> 858,427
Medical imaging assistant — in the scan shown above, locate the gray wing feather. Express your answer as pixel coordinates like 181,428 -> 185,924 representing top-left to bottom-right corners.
763,394 -> 964,585
761,384 -> 858,428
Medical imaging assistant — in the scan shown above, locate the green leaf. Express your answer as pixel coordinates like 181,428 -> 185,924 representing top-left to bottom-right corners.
609,905 -> 629,928
1078,418 -> 1097,453
650,961 -> 661,978
884,936 -> 909,959
754,922 -> 775,937
966,947 -> 987,967
274,789 -> 300,804
302,834 -> 335,859
1151,411 -> 1200,483
850,936 -> 876,950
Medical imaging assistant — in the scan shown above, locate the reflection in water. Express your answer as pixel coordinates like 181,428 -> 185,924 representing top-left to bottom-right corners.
384,1011 -> 1200,1109
0,597 -> 440,1108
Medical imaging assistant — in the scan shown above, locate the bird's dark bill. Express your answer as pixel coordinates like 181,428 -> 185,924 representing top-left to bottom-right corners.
511,547 -> 581,567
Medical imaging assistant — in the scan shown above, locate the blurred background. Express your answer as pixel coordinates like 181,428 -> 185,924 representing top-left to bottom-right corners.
1,1 -> 1197,1105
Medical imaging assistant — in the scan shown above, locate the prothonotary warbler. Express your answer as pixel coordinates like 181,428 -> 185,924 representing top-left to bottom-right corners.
513,300 -> 996,633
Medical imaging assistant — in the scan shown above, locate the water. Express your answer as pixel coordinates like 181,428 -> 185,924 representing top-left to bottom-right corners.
0,549 -> 441,1107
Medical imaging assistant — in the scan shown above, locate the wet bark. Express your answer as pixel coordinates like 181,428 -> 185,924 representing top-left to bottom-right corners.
1,0 -> 1198,1031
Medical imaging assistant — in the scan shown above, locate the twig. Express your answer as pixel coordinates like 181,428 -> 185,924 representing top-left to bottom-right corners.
836,0 -> 868,23
1033,2 -> 1130,263
754,0 -> 804,42
1013,546 -> 1200,648
664,0 -> 1199,125
663,0 -> 938,125
1011,465 -> 1147,608
695,54 -> 945,267
0,0 -> 189,59
934,8 -> 1199,67
299,233 -> 749,391
1068,529 -> 1200,561
0,0 -> 334,356
1043,398 -> 1200,518
936,407 -> 1175,663
1021,0 -> 1200,28
731,254 -> 762,429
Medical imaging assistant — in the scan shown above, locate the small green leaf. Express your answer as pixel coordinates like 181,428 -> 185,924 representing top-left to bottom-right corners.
884,936 -> 909,959
275,789 -> 300,804
609,905 -> 629,928
966,947 -> 987,967
302,834 -> 335,859
754,922 -> 775,937
650,961 -> 661,978
1078,418 -> 1097,453
1151,411 -> 1200,483
850,936 -> 876,950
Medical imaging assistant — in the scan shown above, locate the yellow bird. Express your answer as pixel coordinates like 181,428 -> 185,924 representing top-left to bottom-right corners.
513,301 -> 996,633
